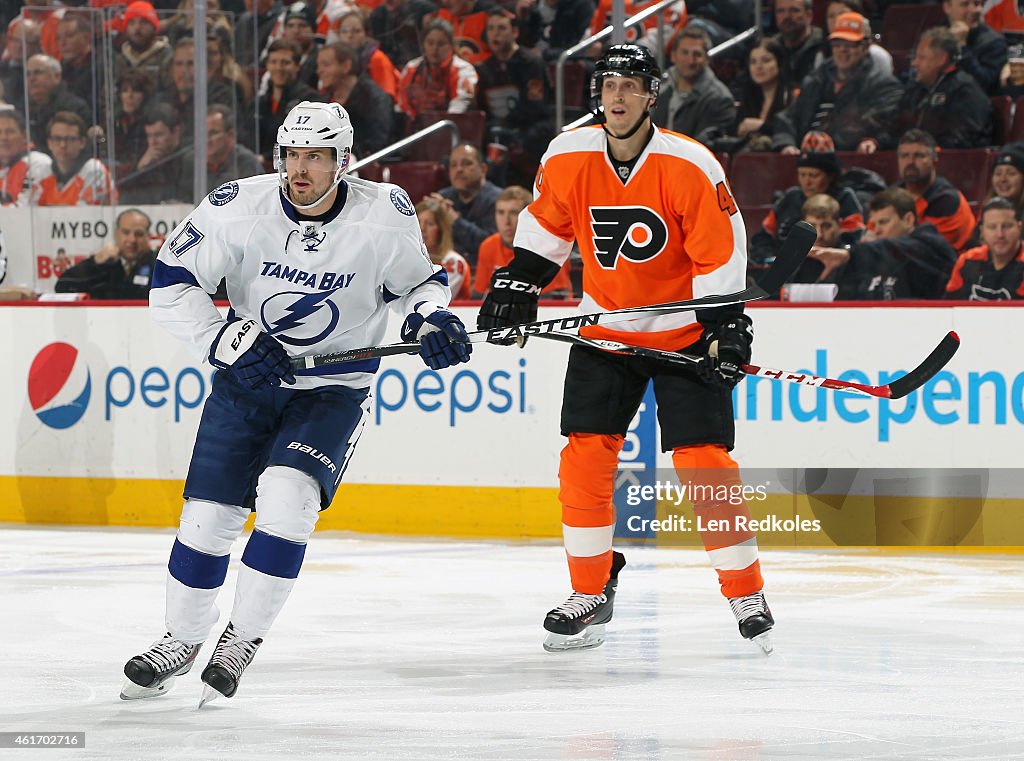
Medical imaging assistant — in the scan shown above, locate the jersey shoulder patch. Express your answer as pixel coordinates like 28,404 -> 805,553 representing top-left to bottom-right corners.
390,187 -> 415,216
208,182 -> 240,206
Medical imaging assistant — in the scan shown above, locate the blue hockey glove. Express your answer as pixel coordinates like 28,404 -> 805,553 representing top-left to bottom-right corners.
400,301 -> 472,370
700,313 -> 753,388
209,318 -> 296,389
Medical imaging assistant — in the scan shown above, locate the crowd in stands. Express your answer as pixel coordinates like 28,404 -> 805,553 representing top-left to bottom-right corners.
0,0 -> 1022,302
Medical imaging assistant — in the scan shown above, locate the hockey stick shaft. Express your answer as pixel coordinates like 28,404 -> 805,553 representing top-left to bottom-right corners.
291,222 -> 817,371
533,330 -> 961,400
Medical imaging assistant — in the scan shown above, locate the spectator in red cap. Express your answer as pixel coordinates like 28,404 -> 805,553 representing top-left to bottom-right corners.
774,12 -> 902,154
113,1 -> 173,89
813,0 -> 893,76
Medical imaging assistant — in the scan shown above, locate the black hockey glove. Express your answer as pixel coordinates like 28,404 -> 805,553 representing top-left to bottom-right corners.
701,313 -> 753,388
210,318 -> 296,390
477,266 -> 543,345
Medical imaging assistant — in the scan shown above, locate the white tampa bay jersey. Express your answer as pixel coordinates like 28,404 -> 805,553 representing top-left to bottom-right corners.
150,174 -> 449,389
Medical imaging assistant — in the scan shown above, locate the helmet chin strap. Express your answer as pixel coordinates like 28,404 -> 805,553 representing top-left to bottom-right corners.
277,152 -> 348,211
602,109 -> 652,142
285,169 -> 345,211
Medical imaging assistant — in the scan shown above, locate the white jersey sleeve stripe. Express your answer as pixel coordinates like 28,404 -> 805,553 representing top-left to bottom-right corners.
514,206 -> 574,267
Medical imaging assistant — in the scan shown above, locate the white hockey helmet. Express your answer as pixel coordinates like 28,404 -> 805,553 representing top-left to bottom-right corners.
275,101 -> 354,209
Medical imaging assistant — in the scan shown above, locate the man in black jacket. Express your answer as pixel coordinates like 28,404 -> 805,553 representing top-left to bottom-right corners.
945,0 -> 1008,94
770,0 -> 823,86
896,27 -> 992,148
317,42 -> 394,157
809,187 -> 958,299
651,26 -> 736,146
25,54 -> 92,149
55,209 -> 155,300
945,196 -> 1024,299
774,13 -> 902,153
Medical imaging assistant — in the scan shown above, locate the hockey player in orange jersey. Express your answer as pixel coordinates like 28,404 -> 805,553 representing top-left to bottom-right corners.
478,43 -> 774,654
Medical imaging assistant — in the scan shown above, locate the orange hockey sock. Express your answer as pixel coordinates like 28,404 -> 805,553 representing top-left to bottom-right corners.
558,433 -> 623,594
672,444 -> 763,599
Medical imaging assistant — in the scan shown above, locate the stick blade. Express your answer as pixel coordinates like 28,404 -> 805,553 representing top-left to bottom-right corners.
886,331 -> 961,400
756,220 -> 817,296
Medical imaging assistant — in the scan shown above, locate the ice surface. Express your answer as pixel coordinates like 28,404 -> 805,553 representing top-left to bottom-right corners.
2,527 -> 1023,761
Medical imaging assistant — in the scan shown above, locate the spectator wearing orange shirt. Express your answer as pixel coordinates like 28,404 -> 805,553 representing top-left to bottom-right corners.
472,185 -> 572,298
38,111 -> 116,206
432,0 -> 491,65
896,128 -> 977,252
336,9 -> 399,100
396,19 -> 477,120
416,197 -> 472,299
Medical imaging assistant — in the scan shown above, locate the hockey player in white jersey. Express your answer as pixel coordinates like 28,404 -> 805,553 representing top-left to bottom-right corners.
120,101 -> 472,707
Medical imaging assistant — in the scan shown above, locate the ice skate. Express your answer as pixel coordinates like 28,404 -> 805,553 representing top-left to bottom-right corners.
543,551 -> 625,652
198,622 -> 263,708
120,633 -> 201,700
728,590 -> 774,655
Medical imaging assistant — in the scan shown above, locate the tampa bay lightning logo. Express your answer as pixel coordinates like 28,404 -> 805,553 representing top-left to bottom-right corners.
261,290 -> 340,347
390,188 -> 415,216
209,182 -> 239,206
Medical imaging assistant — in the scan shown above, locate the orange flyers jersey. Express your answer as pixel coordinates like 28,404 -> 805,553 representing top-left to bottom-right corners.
514,125 -> 746,351
38,159 -> 117,206
441,250 -> 472,300
0,151 -> 52,207
434,8 -> 491,65
984,0 -> 1024,32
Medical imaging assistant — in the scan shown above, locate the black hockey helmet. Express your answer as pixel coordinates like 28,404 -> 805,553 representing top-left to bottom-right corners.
590,43 -> 662,106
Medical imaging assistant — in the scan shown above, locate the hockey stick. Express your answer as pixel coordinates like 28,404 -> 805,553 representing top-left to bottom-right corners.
290,221 -> 817,371
532,330 -> 961,400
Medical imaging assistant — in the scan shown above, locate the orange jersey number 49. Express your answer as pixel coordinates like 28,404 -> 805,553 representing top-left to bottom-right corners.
716,181 -> 738,216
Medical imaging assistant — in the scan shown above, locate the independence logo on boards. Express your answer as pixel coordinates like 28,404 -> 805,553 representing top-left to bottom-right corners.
28,342 -> 91,429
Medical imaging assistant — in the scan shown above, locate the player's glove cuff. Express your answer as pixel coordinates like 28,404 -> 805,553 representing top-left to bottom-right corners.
702,314 -> 753,388
477,267 -> 542,343
401,301 -> 472,370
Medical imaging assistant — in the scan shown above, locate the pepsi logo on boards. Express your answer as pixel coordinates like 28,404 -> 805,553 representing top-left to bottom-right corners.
28,342 -> 91,429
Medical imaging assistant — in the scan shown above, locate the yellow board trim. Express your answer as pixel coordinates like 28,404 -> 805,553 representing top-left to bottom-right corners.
0,476 -> 563,539
2,476 -> 1023,553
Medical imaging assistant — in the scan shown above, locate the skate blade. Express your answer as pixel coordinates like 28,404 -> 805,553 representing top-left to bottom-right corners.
751,631 -> 774,656
543,624 -> 606,652
120,676 -> 176,700
197,684 -> 222,709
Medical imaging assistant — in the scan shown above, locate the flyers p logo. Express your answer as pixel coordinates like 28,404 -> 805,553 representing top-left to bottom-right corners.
590,206 -> 669,269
